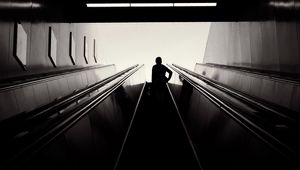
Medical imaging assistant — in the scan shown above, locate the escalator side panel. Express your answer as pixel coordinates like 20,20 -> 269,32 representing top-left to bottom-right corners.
0,65 -> 116,122
168,71 -> 293,170
23,68 -> 145,170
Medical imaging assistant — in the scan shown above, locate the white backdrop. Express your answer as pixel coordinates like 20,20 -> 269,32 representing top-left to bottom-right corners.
87,22 -> 211,81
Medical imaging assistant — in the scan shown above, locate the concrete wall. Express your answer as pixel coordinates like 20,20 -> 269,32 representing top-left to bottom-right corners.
0,19 -> 120,121
0,21 -> 103,79
198,20 -> 300,112
203,21 -> 300,74
203,0 -> 300,74
201,2 -> 300,112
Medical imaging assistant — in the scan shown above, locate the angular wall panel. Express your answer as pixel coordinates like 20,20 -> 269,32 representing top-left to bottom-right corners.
14,23 -> 27,68
9,22 -> 31,72
29,23 -> 47,68
75,24 -> 87,66
48,27 -> 57,67
83,36 -> 88,64
57,23 -> 72,66
93,39 -> 97,63
69,31 -> 76,65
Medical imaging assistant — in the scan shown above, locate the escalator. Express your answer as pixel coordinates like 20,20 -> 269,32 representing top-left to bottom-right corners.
115,64 -> 299,170
167,64 -> 300,170
115,83 -> 201,170
1,62 -> 299,170
0,64 -> 145,170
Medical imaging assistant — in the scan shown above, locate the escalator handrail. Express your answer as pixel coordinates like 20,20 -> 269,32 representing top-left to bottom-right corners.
4,64 -> 144,169
0,65 -> 138,139
174,64 -> 299,124
0,64 -> 115,92
113,81 -> 147,170
197,63 -> 300,84
166,83 -> 203,170
168,64 -> 297,160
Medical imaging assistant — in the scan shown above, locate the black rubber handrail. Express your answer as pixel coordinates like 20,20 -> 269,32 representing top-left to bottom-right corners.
196,63 -> 300,84
2,64 -> 144,169
113,82 -> 147,170
0,64 -> 115,92
168,64 -> 298,160
166,83 -> 203,170
0,65 -> 138,140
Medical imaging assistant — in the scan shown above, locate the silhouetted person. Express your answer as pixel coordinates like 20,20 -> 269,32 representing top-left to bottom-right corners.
151,57 -> 172,105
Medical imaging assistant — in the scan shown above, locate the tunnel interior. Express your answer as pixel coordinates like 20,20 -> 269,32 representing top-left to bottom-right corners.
1,0 -> 300,169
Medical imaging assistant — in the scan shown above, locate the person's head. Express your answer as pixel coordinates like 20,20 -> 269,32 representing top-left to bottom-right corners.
155,57 -> 162,65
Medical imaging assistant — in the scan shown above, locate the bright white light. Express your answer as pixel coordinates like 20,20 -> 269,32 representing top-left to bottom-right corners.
32,3 -> 42,8
269,1 -> 300,8
87,22 -> 211,81
86,3 -> 130,7
131,3 -> 173,7
86,2 -> 217,8
174,3 -> 217,7
0,2 -> 42,8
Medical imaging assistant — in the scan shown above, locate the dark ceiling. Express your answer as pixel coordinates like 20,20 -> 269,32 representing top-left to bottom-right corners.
0,0 -> 299,22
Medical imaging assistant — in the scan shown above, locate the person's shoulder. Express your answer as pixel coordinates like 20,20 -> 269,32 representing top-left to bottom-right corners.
162,64 -> 172,72
152,64 -> 158,70
161,64 -> 168,69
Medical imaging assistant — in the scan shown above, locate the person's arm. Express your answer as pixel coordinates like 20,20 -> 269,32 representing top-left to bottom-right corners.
166,67 -> 173,81
152,66 -> 155,82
